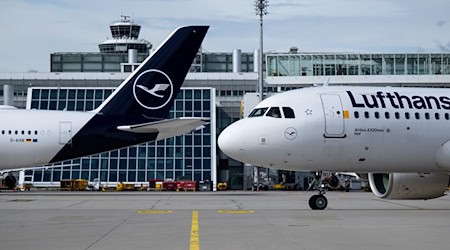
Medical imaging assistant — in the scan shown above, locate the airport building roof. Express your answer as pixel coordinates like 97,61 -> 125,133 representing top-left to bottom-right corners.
0,72 -> 258,85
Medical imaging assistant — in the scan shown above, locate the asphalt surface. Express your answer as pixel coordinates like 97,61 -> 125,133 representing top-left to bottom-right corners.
1,190 -> 450,250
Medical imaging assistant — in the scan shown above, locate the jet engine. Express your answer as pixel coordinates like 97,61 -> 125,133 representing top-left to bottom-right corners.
323,174 -> 340,190
1,174 -> 17,189
368,173 -> 449,199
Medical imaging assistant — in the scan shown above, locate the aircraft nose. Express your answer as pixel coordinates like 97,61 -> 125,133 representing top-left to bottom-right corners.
218,122 -> 246,162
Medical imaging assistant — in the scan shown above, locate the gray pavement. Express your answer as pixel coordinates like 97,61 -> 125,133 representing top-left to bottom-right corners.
1,190 -> 450,250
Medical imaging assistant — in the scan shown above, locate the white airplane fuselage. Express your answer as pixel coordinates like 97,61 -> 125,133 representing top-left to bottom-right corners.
0,109 -> 93,169
219,86 -> 450,174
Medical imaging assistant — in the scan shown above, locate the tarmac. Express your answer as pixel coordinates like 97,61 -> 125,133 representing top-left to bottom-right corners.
1,190 -> 450,250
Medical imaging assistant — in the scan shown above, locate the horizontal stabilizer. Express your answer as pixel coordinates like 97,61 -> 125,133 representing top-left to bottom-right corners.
117,117 -> 209,140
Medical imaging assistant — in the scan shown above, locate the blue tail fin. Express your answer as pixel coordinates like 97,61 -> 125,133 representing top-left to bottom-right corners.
95,26 -> 209,120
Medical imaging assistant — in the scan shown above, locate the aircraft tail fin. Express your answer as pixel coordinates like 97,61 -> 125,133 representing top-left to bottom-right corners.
94,26 -> 209,120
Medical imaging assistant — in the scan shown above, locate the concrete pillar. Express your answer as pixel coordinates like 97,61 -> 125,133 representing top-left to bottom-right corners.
253,49 -> 260,73
3,85 -> 14,106
128,49 -> 137,64
232,49 -> 241,73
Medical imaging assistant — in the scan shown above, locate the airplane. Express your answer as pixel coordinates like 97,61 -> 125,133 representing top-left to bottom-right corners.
218,86 -> 450,209
0,26 -> 209,176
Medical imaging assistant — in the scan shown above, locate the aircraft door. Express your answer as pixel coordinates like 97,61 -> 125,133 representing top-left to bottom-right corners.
320,94 -> 346,138
59,121 -> 72,145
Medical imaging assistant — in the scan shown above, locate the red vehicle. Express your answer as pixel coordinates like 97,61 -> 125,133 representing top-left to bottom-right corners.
162,181 -> 178,191
177,181 -> 196,191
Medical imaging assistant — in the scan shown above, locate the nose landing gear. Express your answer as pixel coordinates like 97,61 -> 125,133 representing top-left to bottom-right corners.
308,171 -> 328,210
309,190 -> 328,210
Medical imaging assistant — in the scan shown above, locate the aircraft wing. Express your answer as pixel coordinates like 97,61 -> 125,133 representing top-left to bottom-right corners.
117,117 -> 209,140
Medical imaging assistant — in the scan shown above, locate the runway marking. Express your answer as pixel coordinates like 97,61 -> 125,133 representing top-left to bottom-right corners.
136,210 -> 173,214
218,210 -> 254,214
190,210 -> 199,250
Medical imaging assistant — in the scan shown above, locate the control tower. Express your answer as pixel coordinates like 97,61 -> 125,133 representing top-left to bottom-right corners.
99,15 -> 152,53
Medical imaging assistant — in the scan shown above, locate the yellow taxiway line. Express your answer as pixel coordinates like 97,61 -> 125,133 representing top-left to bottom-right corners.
190,210 -> 199,250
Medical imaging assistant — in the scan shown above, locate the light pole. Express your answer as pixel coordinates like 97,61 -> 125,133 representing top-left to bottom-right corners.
254,0 -> 268,191
255,0 -> 268,102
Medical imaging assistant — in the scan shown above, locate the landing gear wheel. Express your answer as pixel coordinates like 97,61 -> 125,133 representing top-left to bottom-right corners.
309,194 -> 328,210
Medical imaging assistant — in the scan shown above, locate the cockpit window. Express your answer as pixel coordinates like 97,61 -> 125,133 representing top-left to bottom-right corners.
282,107 -> 295,118
248,107 -> 268,117
266,107 -> 282,118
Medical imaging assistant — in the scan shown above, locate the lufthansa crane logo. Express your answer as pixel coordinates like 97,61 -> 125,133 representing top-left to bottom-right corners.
133,69 -> 173,110
285,127 -> 297,140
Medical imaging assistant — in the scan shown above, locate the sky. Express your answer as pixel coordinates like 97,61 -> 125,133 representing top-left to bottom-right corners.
1,0 -> 450,72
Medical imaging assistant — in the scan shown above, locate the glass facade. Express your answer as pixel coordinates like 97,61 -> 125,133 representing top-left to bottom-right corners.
99,43 -> 150,54
25,87 -> 216,186
201,52 -> 255,72
51,52 -> 256,73
267,53 -> 450,77
51,53 -> 149,72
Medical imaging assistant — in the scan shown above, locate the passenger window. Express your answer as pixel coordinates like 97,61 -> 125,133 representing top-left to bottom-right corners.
425,113 -> 430,120
354,111 -> 359,119
266,107 -> 282,118
395,112 -> 400,119
248,107 -> 268,117
364,111 -> 370,118
385,112 -> 390,119
446,113 -> 450,120
435,113 -> 440,120
405,112 -> 410,119
282,107 -> 295,118
1,130 -> 4,135
415,112 -> 420,119
374,112 -> 380,119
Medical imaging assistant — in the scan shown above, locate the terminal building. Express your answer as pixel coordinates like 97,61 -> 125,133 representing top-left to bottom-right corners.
2,17 -> 450,190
